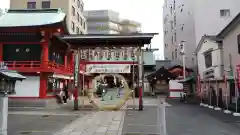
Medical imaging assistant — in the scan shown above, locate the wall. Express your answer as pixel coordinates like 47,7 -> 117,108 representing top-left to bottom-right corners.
222,24 -> 240,73
143,51 -> 155,66
194,0 -> 240,44
163,0 -> 196,67
197,39 -> 223,79
163,0 -> 240,68
10,76 -> 40,97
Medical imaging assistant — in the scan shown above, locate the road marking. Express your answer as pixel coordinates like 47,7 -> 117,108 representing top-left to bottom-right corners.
9,111 -> 80,116
126,124 -> 157,126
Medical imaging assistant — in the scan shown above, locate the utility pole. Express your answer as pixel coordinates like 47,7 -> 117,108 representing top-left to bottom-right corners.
73,48 -> 80,110
137,48 -> 144,111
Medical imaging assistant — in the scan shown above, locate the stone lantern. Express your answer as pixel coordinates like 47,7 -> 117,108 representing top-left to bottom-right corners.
0,62 -> 26,135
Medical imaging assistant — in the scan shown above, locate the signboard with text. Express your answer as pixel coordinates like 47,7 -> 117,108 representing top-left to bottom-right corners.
85,64 -> 131,73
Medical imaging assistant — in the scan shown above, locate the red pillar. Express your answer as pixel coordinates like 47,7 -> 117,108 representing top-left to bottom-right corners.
69,52 -> 74,69
64,55 -> 68,69
0,43 -> 3,61
39,73 -> 47,98
41,34 -> 49,67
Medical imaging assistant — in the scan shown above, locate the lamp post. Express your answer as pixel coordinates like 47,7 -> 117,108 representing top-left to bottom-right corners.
0,62 -> 26,135
180,40 -> 186,80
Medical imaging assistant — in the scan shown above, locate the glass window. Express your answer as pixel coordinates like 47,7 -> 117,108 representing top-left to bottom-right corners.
80,17 -> 83,26
204,51 -> 212,68
83,22 -> 86,29
80,4 -> 84,12
71,21 -> 75,31
77,0 -> 80,8
76,27 -> 80,34
42,1 -> 50,9
175,49 -> 177,59
220,9 -> 230,17
27,2 -> 36,9
77,13 -> 80,22
72,6 -> 75,16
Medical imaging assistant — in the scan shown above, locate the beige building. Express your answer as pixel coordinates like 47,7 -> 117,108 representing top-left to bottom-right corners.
84,10 -> 141,34
10,0 -> 87,34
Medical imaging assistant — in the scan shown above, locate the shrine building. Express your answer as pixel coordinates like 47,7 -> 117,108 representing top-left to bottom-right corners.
0,9 -> 88,99
0,9 -> 156,107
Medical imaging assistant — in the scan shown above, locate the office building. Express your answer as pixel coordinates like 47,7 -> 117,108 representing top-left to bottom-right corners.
84,10 -> 141,34
10,0 -> 87,34
163,0 -> 240,68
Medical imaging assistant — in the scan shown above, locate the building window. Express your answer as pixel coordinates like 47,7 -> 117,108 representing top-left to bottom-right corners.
76,27 -> 80,34
181,24 -> 184,31
175,49 -> 177,59
83,22 -> 86,29
172,51 -> 174,60
170,6 -> 173,14
77,0 -> 80,8
80,4 -> 84,12
204,50 -> 212,68
174,32 -> 177,42
174,15 -> 176,26
165,44 -> 168,48
171,36 -> 174,44
42,1 -> 50,9
237,34 -> 240,54
71,21 -> 75,31
27,2 -> 36,9
170,21 -> 173,30
77,13 -> 80,22
72,6 -> 75,16
79,17 -> 83,26
220,9 -> 230,17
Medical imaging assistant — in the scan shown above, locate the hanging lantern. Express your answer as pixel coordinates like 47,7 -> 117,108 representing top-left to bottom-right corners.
124,48 -> 128,60
115,50 -> 120,60
131,48 -> 136,60
89,49 -> 93,60
86,49 -> 89,60
108,50 -> 112,60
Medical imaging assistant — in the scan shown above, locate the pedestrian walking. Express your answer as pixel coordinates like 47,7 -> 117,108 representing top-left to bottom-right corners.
62,84 -> 69,104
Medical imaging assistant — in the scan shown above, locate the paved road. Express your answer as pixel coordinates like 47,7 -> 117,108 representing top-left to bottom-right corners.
166,100 -> 240,135
8,102 -> 92,135
8,113 -> 83,135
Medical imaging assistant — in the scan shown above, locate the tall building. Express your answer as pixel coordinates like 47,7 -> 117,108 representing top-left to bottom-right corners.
163,0 -> 240,68
84,10 -> 141,34
9,0 -> 87,34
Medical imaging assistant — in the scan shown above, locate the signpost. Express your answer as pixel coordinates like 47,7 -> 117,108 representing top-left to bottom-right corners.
73,49 -> 80,110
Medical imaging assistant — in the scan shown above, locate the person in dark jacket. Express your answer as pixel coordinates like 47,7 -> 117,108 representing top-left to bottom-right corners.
62,84 -> 69,103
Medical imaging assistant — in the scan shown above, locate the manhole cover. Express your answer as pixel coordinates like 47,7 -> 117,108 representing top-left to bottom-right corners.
42,115 -> 50,117
20,131 -> 32,134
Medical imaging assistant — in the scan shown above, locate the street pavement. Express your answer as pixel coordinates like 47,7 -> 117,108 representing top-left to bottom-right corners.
166,100 -> 240,135
8,96 -> 240,135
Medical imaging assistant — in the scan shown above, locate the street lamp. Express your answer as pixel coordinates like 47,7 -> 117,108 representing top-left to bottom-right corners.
0,62 -> 26,135
179,40 -> 186,80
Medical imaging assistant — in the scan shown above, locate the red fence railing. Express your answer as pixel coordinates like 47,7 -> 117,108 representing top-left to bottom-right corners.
3,61 -> 74,73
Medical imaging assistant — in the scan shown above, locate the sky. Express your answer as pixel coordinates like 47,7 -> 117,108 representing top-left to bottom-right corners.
0,0 -> 164,59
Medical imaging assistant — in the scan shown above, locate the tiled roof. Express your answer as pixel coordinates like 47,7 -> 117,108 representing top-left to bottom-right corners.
0,8 -> 66,27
